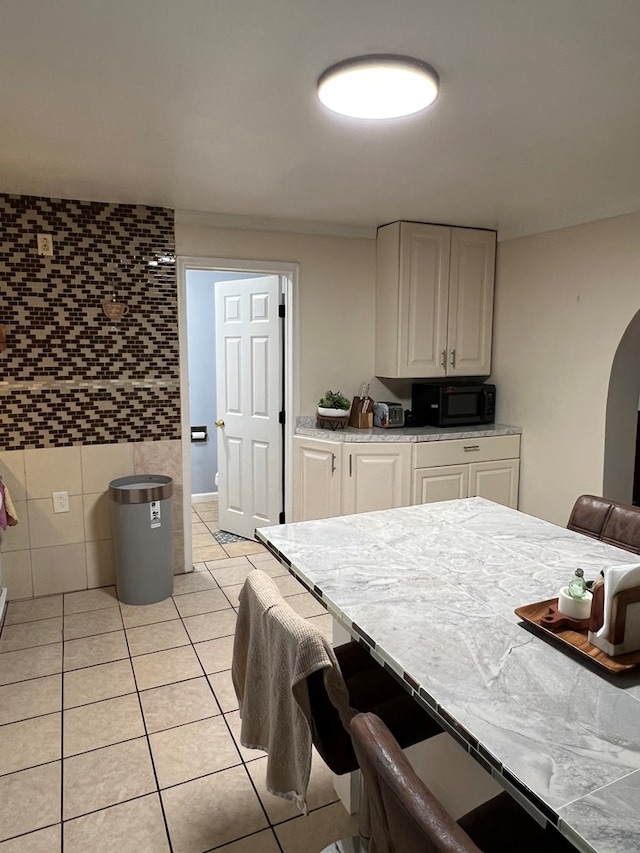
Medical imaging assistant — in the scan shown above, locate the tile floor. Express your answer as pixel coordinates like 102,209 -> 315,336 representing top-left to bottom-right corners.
0,501 -> 358,852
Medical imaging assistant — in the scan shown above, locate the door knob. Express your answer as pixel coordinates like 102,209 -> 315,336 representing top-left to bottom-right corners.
215,419 -> 225,427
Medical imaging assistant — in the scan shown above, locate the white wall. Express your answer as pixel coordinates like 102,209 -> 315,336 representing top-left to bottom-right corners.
492,211 -> 640,525
175,223 -> 378,415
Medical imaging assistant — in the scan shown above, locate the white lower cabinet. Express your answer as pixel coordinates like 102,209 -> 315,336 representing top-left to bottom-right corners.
292,437 -> 341,522
413,435 -> 520,509
293,433 -> 520,521
342,443 -> 412,515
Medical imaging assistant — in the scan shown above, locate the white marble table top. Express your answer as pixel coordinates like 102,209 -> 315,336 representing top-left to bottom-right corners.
256,497 -> 640,853
296,415 -> 521,442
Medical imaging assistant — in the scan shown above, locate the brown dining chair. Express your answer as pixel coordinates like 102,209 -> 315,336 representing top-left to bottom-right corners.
567,494 -> 640,553
350,711 -> 577,853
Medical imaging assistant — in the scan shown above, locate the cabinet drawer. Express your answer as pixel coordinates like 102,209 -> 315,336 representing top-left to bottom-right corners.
413,434 -> 520,468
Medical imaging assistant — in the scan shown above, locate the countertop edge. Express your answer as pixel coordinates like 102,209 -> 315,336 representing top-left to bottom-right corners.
295,417 -> 521,443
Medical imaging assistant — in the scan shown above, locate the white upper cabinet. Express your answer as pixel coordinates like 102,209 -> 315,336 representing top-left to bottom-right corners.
375,222 -> 496,379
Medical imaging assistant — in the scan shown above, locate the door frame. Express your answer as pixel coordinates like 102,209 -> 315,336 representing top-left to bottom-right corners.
177,256 -> 299,570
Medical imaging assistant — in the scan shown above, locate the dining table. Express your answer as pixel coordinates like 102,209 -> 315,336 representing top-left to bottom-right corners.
256,497 -> 640,853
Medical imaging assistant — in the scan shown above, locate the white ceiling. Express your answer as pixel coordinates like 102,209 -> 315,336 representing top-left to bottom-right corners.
1,0 -> 639,240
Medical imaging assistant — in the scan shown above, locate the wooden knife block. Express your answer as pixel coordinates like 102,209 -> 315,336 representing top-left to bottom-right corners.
348,396 -> 374,428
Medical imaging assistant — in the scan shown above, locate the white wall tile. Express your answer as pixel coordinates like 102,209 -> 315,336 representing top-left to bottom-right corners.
27,497 -> 85,549
86,540 -> 115,589
1,550 -> 33,600
0,500 -> 30,553
32,543 -> 87,596
83,493 -> 112,542
24,447 -> 82,499
0,450 -> 27,502
81,443 -> 134,494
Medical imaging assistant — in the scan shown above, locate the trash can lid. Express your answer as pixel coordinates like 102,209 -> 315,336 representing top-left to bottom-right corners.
109,475 -> 173,504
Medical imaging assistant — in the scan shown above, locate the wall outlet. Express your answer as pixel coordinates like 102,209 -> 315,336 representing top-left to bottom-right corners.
52,491 -> 69,513
37,233 -> 54,256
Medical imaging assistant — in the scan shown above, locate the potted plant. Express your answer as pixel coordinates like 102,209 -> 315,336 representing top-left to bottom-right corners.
317,390 -> 351,418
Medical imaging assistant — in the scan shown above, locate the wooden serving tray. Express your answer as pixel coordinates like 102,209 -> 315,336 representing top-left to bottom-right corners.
514,598 -> 640,674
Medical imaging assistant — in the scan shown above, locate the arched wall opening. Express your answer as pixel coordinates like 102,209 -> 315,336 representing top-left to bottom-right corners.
603,308 -> 640,503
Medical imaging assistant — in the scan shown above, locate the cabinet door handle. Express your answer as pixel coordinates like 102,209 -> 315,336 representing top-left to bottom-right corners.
331,453 -> 336,474
464,445 -> 480,452
450,349 -> 456,368
441,350 -> 446,368
349,454 -> 352,477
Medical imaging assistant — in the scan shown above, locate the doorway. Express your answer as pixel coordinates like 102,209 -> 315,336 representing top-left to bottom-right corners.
177,257 -> 299,570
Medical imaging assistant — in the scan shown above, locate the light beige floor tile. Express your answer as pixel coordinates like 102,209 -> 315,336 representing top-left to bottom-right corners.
0,644 -> 62,686
4,596 -> 63,626
191,522 -> 208,536
0,617 -> 62,653
119,597 -> 179,628
192,532 -> 217,549
149,716 -> 241,788
222,541 -> 267,558
191,562 -> 207,572
247,750 -> 339,824
272,574 -> 307,598
287,592 -> 327,619
0,674 -> 61,725
275,802 -> 359,853
307,612 -> 334,643
0,763 -> 60,842
194,509 -> 217,521
140,677 -> 219,733
224,709 -> 266,763
63,737 -> 156,820
194,635 -> 235,674
207,562 -> 255,588
63,793 -> 170,853
63,607 -> 123,640
0,824 -> 61,852
173,588 -> 232,618
183,609 -> 237,644
205,556 -> 251,572
63,659 -> 136,709
207,670 -> 239,713
221,583 -> 242,608
192,543 -> 227,562
132,645 -> 203,690
125,620 -> 190,656
64,586 -> 118,615
0,713 -> 61,775
162,765 -> 269,853
247,552 -> 280,565
172,571 -> 219,595
63,694 -> 144,756
209,829 -> 282,853
63,630 -> 128,671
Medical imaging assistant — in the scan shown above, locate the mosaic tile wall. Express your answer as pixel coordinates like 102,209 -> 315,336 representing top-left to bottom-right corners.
0,194 -> 180,450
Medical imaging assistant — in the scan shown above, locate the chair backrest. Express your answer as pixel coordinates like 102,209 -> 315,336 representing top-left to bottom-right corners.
349,712 -> 482,853
567,495 -> 640,553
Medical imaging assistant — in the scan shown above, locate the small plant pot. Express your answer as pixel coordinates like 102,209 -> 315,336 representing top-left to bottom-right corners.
318,407 -> 349,418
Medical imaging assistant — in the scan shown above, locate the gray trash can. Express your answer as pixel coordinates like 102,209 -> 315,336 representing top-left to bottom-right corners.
109,475 -> 174,606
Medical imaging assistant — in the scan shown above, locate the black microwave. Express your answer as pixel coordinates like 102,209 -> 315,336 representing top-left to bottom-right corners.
411,382 -> 496,427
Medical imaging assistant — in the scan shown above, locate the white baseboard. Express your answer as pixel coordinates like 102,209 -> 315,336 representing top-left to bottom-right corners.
191,492 -> 218,503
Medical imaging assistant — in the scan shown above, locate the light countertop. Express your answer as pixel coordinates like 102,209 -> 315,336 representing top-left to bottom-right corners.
295,415 -> 521,443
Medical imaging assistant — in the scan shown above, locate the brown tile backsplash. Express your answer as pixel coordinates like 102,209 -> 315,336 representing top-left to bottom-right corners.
0,193 -> 179,450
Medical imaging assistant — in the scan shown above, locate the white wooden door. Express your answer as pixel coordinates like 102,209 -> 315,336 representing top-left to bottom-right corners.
342,444 -> 411,515
215,276 -> 282,539
292,437 -> 341,521
412,464 -> 469,505
446,228 -> 496,377
469,459 -> 519,508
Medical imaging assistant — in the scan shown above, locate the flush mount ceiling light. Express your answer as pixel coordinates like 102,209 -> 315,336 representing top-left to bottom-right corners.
317,54 -> 439,119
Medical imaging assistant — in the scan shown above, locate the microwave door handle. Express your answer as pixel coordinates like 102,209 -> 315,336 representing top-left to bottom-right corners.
479,388 -> 487,419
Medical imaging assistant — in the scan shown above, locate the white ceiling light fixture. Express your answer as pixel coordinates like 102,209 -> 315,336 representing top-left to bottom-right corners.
317,54 -> 439,120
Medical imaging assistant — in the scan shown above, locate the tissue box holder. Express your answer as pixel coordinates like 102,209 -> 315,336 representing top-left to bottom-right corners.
589,586 -> 640,656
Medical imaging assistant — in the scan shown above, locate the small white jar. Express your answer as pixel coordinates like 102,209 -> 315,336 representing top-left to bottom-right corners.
557,587 -> 593,620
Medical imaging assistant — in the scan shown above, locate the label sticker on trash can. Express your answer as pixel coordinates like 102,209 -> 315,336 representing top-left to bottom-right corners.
150,501 -> 161,528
